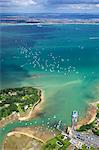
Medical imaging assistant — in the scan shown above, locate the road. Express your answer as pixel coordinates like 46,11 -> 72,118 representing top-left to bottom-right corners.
57,125 -> 99,148
72,130 -> 99,148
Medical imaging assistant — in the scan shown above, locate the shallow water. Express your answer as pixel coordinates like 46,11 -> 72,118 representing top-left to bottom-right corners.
0,24 -> 99,146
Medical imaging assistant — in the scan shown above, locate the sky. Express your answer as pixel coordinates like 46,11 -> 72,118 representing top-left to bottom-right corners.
0,0 -> 99,13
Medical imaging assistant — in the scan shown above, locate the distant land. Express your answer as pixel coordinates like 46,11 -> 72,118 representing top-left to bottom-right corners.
0,13 -> 99,24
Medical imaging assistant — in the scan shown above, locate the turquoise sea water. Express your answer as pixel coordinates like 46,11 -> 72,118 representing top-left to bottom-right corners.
0,24 -> 99,146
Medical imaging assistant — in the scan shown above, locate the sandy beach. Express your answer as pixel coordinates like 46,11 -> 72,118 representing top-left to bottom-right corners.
18,89 -> 45,121
1,89 -> 58,150
0,87 -> 98,130
77,101 -> 99,129
6,125 -> 59,143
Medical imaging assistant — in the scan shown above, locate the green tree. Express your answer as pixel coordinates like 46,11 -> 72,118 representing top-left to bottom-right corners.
82,145 -> 88,150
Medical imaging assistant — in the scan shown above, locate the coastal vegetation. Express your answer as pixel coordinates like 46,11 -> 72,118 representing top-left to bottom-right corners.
0,87 -> 41,120
77,122 -> 94,131
77,103 -> 99,136
82,145 -> 95,150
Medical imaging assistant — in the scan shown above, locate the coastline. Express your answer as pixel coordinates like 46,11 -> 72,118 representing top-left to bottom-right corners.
6,125 -> 58,143
1,96 -> 99,149
2,100 -> 99,150
18,89 -> 45,121
0,88 -> 45,128
7,130 -> 45,143
0,90 -> 98,130
2,126 -> 59,150
77,101 -> 99,129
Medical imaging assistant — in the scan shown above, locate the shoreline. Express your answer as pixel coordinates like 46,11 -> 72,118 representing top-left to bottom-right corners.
77,101 -> 99,129
0,93 -> 98,130
1,98 -> 99,149
6,125 -> 58,143
7,130 -> 45,143
2,126 -> 59,150
2,101 -> 99,149
0,88 -> 45,128
18,89 -> 45,121
0,87 -> 98,128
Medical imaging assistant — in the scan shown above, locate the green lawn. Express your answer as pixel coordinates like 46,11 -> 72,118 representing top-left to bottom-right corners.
17,104 -> 24,114
43,134 -> 70,150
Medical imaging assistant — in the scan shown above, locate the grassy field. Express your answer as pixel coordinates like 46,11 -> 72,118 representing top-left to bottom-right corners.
17,104 -> 24,114
43,134 -> 70,150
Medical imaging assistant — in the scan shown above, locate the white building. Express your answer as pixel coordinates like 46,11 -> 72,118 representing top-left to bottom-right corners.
70,138 -> 83,149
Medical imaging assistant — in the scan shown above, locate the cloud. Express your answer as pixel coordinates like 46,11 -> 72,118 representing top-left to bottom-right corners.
12,0 -> 37,6
0,0 -> 99,13
96,4 -> 99,7
52,3 -> 99,14
1,0 -> 99,7
0,0 -> 37,7
69,4 -> 95,10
